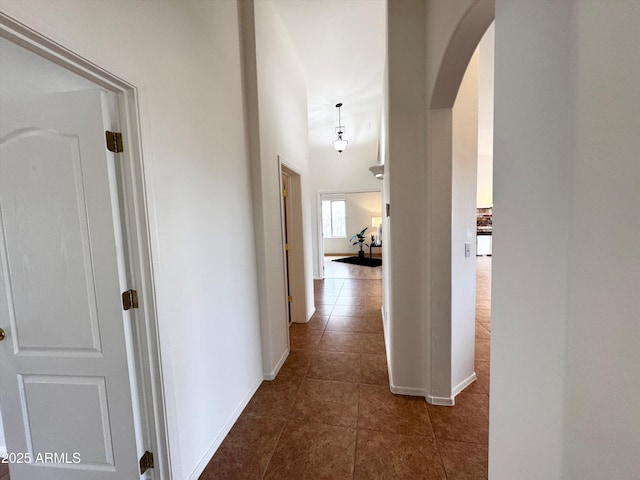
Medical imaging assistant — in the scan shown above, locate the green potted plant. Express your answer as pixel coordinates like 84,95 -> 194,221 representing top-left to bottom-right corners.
350,227 -> 369,259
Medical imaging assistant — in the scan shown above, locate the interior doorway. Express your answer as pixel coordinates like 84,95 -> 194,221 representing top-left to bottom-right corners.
473,21 -> 494,399
279,161 -> 307,325
318,190 -> 383,279
0,18 -> 167,479
281,169 -> 293,324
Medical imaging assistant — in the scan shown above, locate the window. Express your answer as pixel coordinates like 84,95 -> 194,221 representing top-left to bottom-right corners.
322,199 -> 346,238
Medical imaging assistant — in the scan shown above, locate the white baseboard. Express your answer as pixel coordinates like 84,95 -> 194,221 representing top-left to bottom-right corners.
389,384 -> 428,397
426,395 -> 455,406
452,371 -> 477,397
264,348 -> 289,381
187,375 -> 263,480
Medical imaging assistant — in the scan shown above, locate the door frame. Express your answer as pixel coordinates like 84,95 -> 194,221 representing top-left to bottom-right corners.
278,159 -> 307,325
280,169 -> 292,325
0,13 -> 170,479
316,188 -> 382,279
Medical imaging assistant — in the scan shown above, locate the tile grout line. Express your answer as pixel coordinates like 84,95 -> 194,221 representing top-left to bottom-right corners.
433,435 -> 450,480
262,312 -> 316,479
353,356 -> 363,479
424,392 -> 450,479
260,417 -> 288,480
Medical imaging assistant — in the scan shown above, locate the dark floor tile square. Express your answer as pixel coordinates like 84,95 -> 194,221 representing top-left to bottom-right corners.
354,429 -> 446,480
331,304 -> 363,317
476,297 -> 491,310
314,287 -> 342,297
264,421 -> 356,480
360,354 -> 389,386
315,278 -> 344,289
475,322 -> 491,339
438,439 -> 489,479
314,304 -> 334,316
366,299 -> 382,310
367,285 -> 383,294
316,295 -> 338,305
361,333 -> 385,354
326,315 -> 365,332
475,360 -> 490,394
289,327 -> 322,350
289,378 -> 359,428
279,350 -> 313,378
243,376 -> 302,418
476,290 -> 491,297
358,384 -> 433,436
476,308 -> 491,324
341,279 -> 368,290
318,330 -> 363,353
427,391 -> 489,444
362,305 -> 383,316
335,296 -> 366,306
364,306 -> 382,317
475,338 -> 491,363
307,351 -> 361,383
200,415 -> 285,479
304,314 -> 329,331
361,315 -> 384,334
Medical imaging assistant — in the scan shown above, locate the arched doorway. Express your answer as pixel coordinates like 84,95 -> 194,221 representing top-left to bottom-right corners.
426,0 -> 495,404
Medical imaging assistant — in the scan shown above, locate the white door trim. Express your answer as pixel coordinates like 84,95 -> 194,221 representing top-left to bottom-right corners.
0,13 -> 170,479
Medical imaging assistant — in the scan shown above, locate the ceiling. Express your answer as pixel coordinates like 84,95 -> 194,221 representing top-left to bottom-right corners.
272,0 -> 386,143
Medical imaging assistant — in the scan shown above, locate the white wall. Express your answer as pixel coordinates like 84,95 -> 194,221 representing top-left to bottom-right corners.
491,1 -> 571,475
451,50 -> 478,395
0,2 -> 263,478
323,191 -> 382,255
386,0 -> 429,395
563,0 -> 640,477
477,22 -> 494,208
251,0 -> 314,336
492,0 -> 640,477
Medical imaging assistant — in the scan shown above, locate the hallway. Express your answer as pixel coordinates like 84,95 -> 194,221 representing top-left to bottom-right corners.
200,257 -> 490,479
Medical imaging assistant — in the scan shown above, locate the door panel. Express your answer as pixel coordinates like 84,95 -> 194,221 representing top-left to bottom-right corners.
1,130 -> 101,354
0,90 -> 140,479
18,375 -> 114,466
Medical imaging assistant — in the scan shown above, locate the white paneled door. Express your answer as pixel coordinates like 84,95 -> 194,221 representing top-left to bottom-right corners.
0,90 -> 141,479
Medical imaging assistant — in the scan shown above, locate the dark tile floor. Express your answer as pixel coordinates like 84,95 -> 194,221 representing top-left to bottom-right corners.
0,463 -> 8,480
200,256 -> 491,479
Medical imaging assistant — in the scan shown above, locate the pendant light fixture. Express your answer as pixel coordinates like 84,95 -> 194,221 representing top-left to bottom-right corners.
332,102 -> 348,153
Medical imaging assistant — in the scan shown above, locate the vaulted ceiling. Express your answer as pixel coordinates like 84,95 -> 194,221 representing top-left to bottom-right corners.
272,0 -> 386,147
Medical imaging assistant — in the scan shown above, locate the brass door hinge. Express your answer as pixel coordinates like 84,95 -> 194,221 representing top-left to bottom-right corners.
122,289 -> 139,310
105,131 -> 123,153
139,450 -> 154,474
282,188 -> 288,198
285,243 -> 290,251
288,295 -> 293,303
